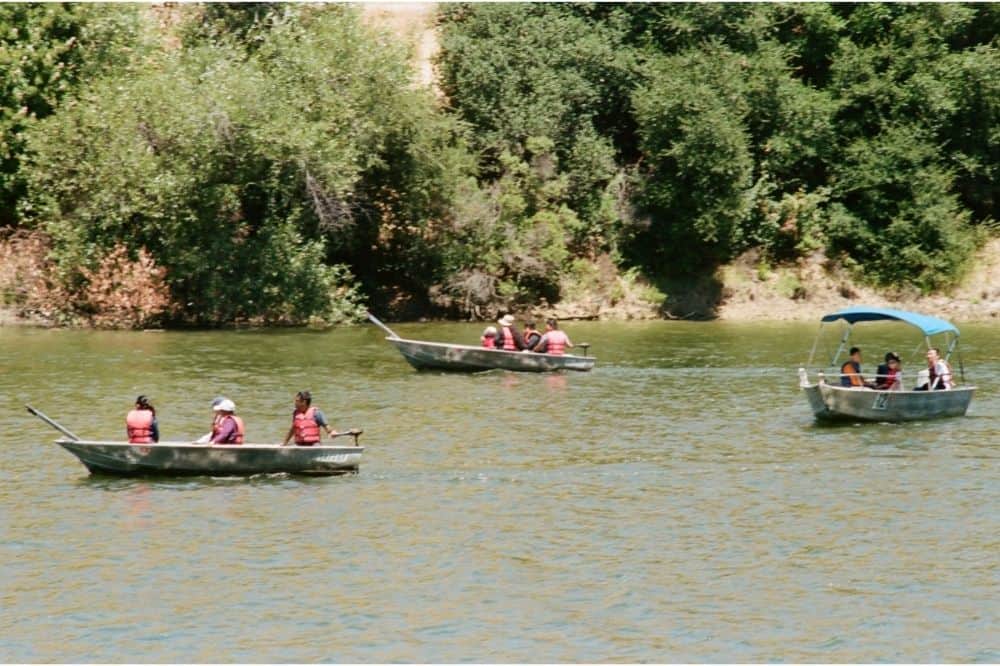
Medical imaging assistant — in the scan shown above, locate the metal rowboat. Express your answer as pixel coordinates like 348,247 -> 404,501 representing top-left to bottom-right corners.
369,312 -> 595,372
27,405 -> 363,477
54,439 -> 363,476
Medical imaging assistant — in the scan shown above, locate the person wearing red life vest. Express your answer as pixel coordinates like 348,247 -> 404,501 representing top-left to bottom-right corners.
126,395 -> 159,444
481,326 -> 498,349
496,314 -> 526,351
282,390 -> 338,446
521,321 -> 542,351
210,398 -> 244,444
531,318 -> 574,355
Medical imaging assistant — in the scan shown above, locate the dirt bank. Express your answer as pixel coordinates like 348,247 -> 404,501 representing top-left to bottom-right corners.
711,238 -> 1000,322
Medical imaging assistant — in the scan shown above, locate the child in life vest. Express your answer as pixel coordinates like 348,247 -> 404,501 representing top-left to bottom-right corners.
481,326 -> 498,349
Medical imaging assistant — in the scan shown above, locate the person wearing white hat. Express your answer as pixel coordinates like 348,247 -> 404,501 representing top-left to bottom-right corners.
496,314 -> 525,351
195,396 -> 228,443
209,398 -> 244,444
480,325 -> 498,349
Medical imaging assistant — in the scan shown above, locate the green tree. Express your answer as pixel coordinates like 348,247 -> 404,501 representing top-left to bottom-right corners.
0,4 -> 141,226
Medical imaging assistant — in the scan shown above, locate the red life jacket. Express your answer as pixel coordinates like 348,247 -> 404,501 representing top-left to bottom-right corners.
293,406 -> 321,445
481,335 -> 496,349
212,414 -> 245,444
545,330 -> 569,355
500,326 -> 516,351
126,409 -> 155,444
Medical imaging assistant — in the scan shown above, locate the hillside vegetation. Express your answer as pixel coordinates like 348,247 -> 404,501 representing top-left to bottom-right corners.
1,3 -> 997,327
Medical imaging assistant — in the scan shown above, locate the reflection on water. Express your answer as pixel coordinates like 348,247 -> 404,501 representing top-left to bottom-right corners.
1,321 -> 997,662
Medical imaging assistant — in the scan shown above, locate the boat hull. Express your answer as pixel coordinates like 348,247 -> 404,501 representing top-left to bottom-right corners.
802,383 -> 975,422
55,440 -> 363,476
388,337 -> 595,372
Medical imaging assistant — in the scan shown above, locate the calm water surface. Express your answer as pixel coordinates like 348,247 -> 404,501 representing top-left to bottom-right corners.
1,320 -> 997,662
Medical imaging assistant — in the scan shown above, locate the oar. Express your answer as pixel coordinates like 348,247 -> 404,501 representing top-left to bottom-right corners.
366,311 -> 401,339
25,404 -> 81,441
332,428 -> 363,446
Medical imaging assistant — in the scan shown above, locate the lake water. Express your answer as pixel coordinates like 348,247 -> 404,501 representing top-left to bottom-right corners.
1,320 -> 997,662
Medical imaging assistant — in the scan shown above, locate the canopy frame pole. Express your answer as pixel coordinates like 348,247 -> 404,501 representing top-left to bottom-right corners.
806,322 -> 825,369
944,333 -> 958,362
829,324 -> 852,369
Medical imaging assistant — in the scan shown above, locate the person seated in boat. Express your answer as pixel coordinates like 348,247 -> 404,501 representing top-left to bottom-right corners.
532,318 -> 574,355
282,390 -> 339,446
925,347 -> 954,390
873,351 -> 903,391
194,396 -> 227,443
521,321 -> 542,351
481,326 -> 498,349
839,347 -> 870,388
496,314 -> 526,351
126,395 -> 159,444
210,398 -> 244,444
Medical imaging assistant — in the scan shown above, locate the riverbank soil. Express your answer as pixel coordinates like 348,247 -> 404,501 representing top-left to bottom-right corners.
711,238 -> 1000,322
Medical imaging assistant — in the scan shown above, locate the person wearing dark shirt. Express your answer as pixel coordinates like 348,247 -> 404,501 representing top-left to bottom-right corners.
521,322 -> 542,351
874,351 -> 902,390
840,347 -> 868,388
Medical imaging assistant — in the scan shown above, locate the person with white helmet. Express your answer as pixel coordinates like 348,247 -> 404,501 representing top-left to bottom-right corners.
480,325 -> 498,349
195,396 -> 227,444
209,398 -> 244,444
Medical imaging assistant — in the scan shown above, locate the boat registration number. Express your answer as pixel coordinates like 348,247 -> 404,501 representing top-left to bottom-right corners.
315,454 -> 352,464
872,393 -> 891,410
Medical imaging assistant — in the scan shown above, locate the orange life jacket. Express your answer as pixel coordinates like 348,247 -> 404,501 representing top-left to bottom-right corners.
126,409 -> 155,444
212,414 -> 245,444
545,330 -> 569,355
481,335 -> 496,349
500,327 -> 516,351
292,406 -> 321,445
841,361 -> 864,387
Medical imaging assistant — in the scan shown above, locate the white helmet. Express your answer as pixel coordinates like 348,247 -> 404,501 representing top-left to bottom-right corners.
213,398 -> 236,412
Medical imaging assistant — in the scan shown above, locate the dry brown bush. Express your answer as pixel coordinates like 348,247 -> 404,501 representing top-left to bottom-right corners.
0,232 -> 171,328
78,244 -> 171,329
0,230 -> 69,322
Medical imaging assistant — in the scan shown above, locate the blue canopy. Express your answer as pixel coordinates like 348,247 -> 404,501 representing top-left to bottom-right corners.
820,306 -> 959,336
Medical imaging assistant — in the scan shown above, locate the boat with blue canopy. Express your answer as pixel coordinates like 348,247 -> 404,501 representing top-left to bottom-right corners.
798,306 -> 975,422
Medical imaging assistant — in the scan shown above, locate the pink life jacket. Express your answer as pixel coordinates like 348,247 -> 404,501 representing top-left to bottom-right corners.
500,327 -> 516,351
213,414 -> 245,444
545,330 -> 569,355
292,406 -> 321,445
481,335 -> 496,349
126,409 -> 155,444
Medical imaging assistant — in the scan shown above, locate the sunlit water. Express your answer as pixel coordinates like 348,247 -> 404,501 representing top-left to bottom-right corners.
1,320 -> 997,662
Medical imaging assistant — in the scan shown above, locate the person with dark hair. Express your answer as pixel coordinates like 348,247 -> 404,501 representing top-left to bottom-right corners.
532,318 -> 574,355
840,347 -> 868,388
282,390 -> 338,446
521,321 -> 542,351
874,351 -> 902,390
126,395 -> 159,444
926,347 -> 954,390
